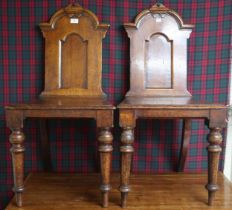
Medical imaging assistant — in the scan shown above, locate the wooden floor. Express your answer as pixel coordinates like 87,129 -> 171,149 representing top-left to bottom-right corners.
6,173 -> 232,210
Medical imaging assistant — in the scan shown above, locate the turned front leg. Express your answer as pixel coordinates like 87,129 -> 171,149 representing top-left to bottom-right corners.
120,127 -> 134,208
98,127 -> 113,207
206,127 -> 222,205
10,129 -> 25,207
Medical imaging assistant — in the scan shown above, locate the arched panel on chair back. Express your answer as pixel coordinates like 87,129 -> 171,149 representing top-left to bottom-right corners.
40,4 -> 109,98
125,3 -> 194,97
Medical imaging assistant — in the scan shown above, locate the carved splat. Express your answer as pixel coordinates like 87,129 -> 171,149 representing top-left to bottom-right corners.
124,3 -> 194,97
39,4 -> 109,97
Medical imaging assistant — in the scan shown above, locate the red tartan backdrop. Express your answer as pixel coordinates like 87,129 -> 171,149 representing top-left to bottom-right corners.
0,0 -> 231,209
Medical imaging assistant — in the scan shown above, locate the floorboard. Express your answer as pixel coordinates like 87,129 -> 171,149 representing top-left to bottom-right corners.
6,173 -> 232,210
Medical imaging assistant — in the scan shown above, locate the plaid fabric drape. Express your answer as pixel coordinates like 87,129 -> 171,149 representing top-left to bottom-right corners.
0,0 -> 231,208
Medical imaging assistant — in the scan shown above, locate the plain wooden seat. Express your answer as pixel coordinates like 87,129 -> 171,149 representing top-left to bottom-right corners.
118,3 -> 227,208
6,97 -> 114,110
118,97 -> 226,109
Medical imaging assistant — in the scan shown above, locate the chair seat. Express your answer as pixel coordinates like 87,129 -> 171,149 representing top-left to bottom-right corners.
6,97 -> 115,110
118,96 -> 226,109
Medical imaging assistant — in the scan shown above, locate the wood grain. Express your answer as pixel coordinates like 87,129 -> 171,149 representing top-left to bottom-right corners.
145,34 -> 172,89
124,3 -> 194,97
5,97 -> 114,110
5,4 -> 115,208
6,173 -> 232,210
39,3 -> 109,97
118,97 -> 227,109
177,119 -> 191,172
61,34 -> 87,89
39,119 -> 52,172
118,3 -> 228,207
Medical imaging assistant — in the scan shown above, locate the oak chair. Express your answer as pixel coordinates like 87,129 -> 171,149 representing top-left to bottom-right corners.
5,4 -> 115,208
118,3 -> 227,208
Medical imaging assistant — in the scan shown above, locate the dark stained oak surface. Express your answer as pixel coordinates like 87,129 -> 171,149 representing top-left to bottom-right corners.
118,3 -> 228,208
5,4 -> 114,208
5,97 -> 115,110
39,4 -> 109,97
118,97 -> 227,109
6,173 -> 232,210
124,3 -> 194,97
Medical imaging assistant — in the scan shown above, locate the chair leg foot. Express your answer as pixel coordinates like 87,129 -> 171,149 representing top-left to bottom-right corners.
102,192 -> 109,208
15,192 -> 23,207
121,192 -> 128,208
208,191 -> 215,206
